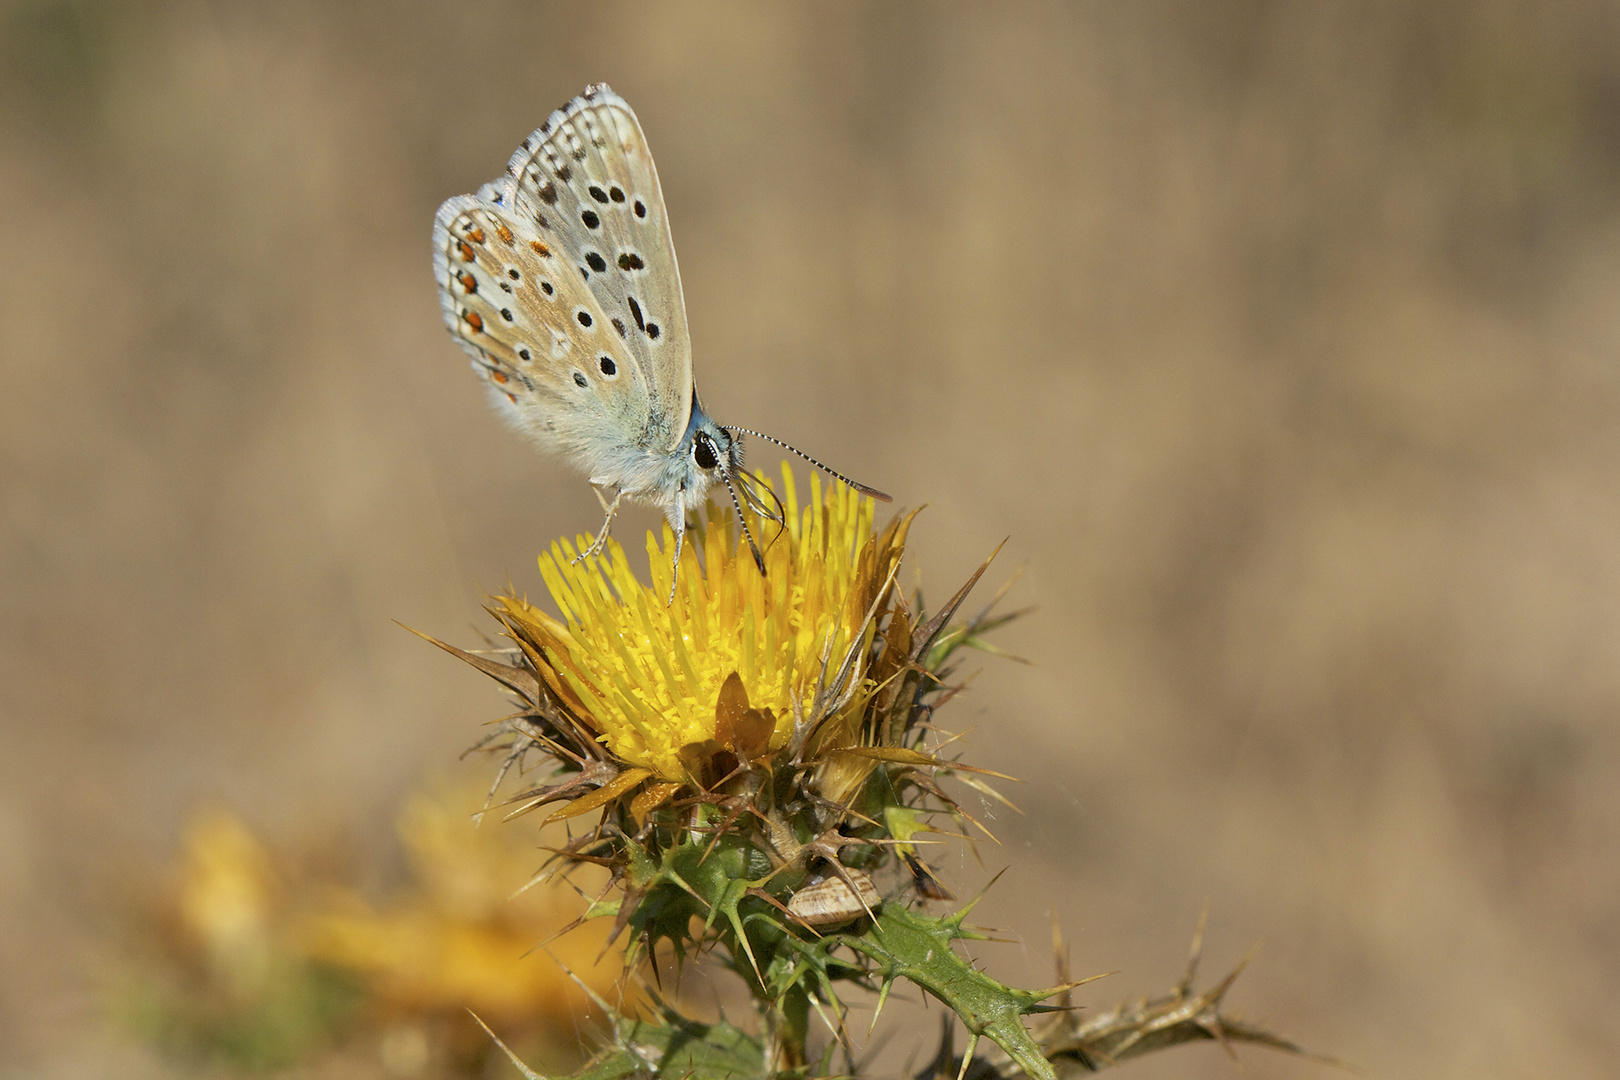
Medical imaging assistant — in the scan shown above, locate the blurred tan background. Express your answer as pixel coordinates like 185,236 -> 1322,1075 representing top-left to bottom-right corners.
3,1 -> 1618,1077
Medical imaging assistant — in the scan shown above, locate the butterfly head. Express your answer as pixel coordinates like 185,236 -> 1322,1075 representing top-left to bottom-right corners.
668,406 -> 741,506
689,422 -> 735,480
663,404 -> 781,574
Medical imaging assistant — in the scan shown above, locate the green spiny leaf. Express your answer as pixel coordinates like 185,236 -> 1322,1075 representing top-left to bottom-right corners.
836,905 -> 1058,1080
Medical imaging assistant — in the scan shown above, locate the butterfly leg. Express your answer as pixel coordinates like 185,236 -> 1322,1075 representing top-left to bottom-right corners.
665,514 -> 685,607
573,486 -> 623,563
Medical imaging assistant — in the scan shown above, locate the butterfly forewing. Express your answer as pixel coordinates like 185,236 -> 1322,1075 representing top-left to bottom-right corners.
502,85 -> 694,453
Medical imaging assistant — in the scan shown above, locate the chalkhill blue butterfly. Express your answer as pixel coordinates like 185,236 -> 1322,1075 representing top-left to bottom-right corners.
432,83 -> 887,590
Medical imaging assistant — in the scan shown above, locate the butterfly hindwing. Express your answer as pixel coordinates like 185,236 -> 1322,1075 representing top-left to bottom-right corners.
433,176 -> 655,477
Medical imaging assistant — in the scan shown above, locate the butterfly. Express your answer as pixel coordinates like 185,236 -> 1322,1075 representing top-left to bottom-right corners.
432,83 -> 888,591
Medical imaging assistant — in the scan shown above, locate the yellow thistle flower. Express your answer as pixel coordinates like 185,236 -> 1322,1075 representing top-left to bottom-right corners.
493,466 -> 911,784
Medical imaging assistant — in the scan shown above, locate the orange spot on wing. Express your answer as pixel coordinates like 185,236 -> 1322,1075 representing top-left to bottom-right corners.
530,240 -> 550,256
506,392 -> 518,404
496,224 -> 514,245
466,226 -> 486,244
457,240 -> 475,262
457,271 -> 477,293
491,370 -> 509,384
464,311 -> 484,332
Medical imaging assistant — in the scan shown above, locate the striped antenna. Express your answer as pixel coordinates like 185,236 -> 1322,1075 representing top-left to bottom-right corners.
728,427 -> 892,503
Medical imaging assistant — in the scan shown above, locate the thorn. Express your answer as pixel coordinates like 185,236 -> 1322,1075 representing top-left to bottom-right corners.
955,1032 -> 980,1080
946,867 -> 1008,927
1051,912 -> 1071,1009
968,563 -> 1025,630
1026,971 -> 1113,1006
1205,942 -> 1261,1005
1178,902 -> 1210,998
468,1011 -> 547,1079
952,771 -> 1024,813
1208,1013 -> 1239,1061
537,944 -> 617,1016
808,991 -> 849,1055
727,908 -> 766,988
520,913 -> 586,958
645,931 -> 662,991
869,977 -> 894,1040
911,538 -> 1008,661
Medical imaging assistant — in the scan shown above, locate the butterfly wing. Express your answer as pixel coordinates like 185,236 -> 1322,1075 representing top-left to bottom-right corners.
433,181 -> 658,481
431,85 -> 693,485
501,85 -> 695,453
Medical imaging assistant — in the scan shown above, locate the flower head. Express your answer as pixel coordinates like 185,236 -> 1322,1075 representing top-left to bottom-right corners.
494,466 -> 910,784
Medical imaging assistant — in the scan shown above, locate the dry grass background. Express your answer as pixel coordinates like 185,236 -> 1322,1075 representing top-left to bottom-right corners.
2,1 -> 1618,1077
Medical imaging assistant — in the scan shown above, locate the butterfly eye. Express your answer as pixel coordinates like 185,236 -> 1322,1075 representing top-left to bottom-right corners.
693,432 -> 719,471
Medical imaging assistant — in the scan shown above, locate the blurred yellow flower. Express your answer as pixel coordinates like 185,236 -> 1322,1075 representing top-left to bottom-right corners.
175,807 -> 279,994
125,786 -> 631,1073
299,787 -> 629,1024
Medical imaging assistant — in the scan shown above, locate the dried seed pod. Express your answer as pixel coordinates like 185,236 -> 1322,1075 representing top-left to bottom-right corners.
787,869 -> 880,928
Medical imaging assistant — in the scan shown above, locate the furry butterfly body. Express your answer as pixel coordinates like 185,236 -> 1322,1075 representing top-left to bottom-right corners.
432,84 -> 886,577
